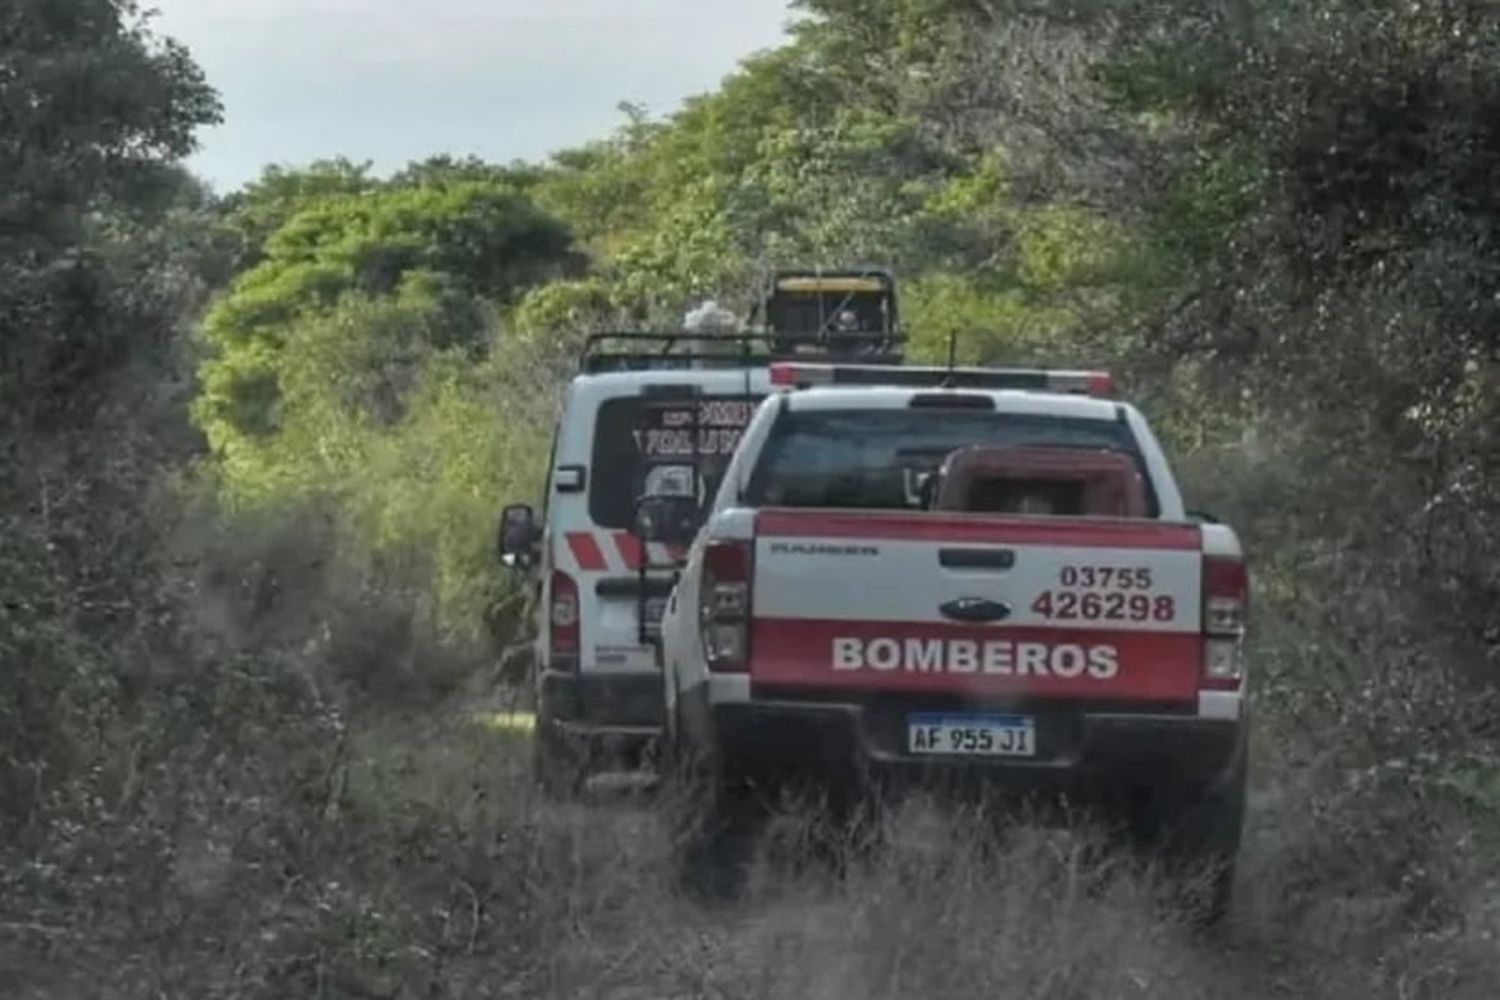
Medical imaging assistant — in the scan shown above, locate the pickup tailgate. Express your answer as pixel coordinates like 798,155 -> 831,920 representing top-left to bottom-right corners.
750,509 -> 1203,704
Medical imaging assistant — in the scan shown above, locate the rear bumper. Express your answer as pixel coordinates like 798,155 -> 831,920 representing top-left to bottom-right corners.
706,694 -> 1245,797
539,667 -> 664,745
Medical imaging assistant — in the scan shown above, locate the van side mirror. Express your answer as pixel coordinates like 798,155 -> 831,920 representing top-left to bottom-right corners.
498,504 -> 538,569
634,493 -> 699,548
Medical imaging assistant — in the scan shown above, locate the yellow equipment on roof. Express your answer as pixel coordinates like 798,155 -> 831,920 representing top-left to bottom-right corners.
774,276 -> 889,294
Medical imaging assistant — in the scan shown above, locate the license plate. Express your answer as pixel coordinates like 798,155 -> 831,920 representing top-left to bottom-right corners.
907,714 -> 1036,758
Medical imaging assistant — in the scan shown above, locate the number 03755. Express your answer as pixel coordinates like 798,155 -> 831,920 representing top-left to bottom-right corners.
1058,565 -> 1153,589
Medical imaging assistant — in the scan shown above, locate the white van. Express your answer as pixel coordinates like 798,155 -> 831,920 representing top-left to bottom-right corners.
534,365 -> 768,788
498,273 -> 905,791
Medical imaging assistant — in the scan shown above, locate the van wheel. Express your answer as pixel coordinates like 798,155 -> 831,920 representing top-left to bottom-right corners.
531,712 -> 585,800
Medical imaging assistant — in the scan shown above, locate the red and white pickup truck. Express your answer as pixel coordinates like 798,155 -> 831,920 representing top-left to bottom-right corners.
656,361 -> 1250,916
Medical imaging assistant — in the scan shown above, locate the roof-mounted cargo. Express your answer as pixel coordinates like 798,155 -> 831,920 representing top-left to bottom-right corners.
578,267 -> 907,375
751,267 -> 901,358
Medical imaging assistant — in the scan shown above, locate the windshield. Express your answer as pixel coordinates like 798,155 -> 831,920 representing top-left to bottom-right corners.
744,407 -> 1155,515
588,394 -> 759,530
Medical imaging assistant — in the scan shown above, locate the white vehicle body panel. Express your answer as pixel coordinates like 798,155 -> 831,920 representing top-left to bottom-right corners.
754,539 -> 1203,633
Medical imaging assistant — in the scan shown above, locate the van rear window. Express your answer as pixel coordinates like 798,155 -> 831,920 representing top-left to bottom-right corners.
588,394 -> 759,530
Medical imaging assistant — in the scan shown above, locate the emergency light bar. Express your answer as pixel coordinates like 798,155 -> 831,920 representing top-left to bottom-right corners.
768,362 -> 1115,396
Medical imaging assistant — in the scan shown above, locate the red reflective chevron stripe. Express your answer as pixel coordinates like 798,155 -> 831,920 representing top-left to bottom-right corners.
565,532 -> 608,571
567,530 -> 683,573
613,531 -> 645,571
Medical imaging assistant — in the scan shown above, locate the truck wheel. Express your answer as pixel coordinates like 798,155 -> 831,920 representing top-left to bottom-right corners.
674,779 -> 766,902
664,698 -> 767,901
1134,749 -> 1248,927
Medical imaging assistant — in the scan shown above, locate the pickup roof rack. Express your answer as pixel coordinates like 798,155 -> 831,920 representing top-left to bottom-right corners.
768,361 -> 1115,396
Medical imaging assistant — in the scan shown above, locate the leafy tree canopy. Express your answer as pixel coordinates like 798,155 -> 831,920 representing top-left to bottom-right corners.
197,180 -> 582,448
0,0 -> 221,429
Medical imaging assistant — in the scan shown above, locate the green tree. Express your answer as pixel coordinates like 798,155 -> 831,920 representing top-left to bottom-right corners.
193,174 -> 585,639
0,0 -> 221,431
1,0 -> 224,839
196,181 -> 582,448
390,153 -> 547,192
218,158 -> 378,270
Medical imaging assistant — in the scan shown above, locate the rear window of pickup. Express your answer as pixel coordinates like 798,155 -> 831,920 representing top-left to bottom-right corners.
743,407 -> 1159,516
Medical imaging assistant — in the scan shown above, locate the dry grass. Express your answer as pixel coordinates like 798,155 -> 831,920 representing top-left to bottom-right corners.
6,461 -> 1500,1000
6,648 -> 1499,999
338,697 -> 1498,1000
273,706 -> 1249,1000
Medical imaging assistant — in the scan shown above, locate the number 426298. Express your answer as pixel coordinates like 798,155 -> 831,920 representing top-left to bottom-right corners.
1031,591 -> 1176,622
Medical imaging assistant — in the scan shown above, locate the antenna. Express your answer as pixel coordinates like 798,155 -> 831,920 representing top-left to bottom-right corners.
941,329 -> 959,388
815,261 -> 826,348
741,314 -> 753,417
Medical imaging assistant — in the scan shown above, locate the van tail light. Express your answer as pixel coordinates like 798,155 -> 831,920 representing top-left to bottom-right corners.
1201,555 -> 1248,689
549,570 -> 580,664
700,540 -> 751,673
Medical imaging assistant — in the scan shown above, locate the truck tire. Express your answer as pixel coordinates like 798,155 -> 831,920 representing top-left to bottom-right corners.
665,700 -> 766,901
673,778 -> 766,902
1134,748 -> 1248,927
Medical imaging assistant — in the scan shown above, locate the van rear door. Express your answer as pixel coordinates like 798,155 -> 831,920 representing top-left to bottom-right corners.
575,388 -> 760,666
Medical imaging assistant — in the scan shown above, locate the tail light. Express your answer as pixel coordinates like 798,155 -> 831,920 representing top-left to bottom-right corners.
549,570 -> 580,664
699,540 -> 751,672
1201,555 -> 1248,689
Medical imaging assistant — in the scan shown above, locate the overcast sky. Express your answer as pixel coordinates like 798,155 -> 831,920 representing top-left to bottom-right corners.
150,0 -> 796,193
